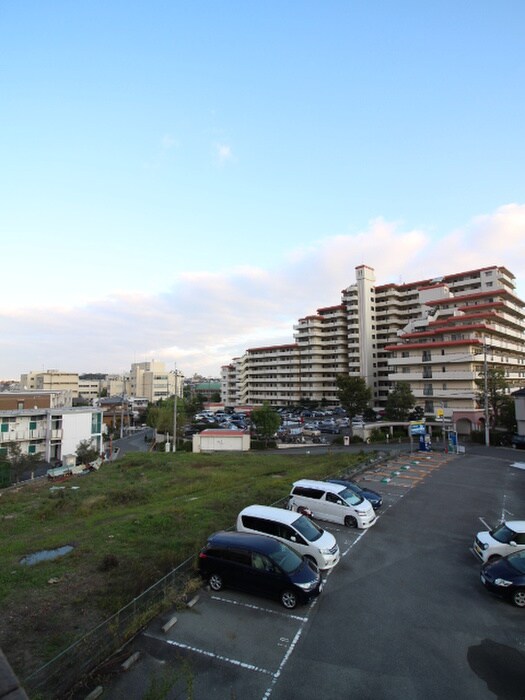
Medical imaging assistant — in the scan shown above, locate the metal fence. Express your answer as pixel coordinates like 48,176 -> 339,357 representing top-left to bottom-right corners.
23,555 -> 198,699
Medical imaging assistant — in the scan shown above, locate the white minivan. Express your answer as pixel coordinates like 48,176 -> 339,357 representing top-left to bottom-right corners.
288,479 -> 376,529
236,504 -> 340,570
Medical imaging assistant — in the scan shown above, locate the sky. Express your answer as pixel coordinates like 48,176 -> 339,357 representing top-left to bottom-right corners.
1,1 -> 524,381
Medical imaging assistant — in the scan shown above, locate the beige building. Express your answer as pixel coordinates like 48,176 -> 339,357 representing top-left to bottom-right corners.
20,370 -> 79,399
129,361 -> 182,403
221,265 -> 525,431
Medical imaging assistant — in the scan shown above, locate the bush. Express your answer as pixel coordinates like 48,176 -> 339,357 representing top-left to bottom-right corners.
369,428 -> 387,443
250,440 -> 277,450
349,435 -> 364,443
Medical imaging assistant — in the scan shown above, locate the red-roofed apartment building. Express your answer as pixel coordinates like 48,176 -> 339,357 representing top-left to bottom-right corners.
221,265 -> 525,435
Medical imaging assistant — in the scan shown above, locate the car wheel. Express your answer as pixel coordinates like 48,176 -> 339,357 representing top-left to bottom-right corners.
511,588 -> 525,608
344,515 -> 357,528
208,573 -> 223,591
281,590 -> 298,609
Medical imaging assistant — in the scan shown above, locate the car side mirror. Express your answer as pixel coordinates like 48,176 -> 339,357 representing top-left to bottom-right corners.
509,540 -> 517,547
291,535 -> 297,542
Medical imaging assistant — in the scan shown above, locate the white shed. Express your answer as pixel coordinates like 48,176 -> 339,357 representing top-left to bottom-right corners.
192,429 -> 250,453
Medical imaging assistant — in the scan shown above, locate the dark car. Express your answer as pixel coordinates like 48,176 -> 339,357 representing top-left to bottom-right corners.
326,479 -> 383,510
511,434 -> 525,449
480,550 -> 525,607
198,530 -> 322,609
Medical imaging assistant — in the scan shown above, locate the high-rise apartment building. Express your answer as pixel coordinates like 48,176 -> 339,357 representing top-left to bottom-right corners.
221,265 -> 525,429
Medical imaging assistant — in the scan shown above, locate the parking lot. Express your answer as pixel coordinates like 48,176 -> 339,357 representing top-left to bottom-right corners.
96,447 -> 525,700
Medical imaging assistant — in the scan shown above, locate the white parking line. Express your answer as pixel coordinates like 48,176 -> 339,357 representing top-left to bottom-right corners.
163,637 -> 275,676
261,597 -> 321,699
210,594 -> 308,621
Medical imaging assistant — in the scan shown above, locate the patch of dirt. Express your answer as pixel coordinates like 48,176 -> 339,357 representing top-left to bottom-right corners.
1,569 -> 108,681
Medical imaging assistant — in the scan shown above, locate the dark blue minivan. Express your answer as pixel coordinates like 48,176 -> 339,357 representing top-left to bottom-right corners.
198,530 -> 323,609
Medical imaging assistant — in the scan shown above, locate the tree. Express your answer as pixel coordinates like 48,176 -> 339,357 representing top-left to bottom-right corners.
76,439 -> 99,465
498,395 -> 517,433
250,404 -> 281,445
475,367 -> 510,428
363,407 -> 377,422
409,405 -> 425,421
335,375 -> 371,418
384,383 -> 416,421
3,441 -> 42,483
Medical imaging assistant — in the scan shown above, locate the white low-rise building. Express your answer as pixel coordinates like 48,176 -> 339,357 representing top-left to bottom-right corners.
0,407 -> 104,463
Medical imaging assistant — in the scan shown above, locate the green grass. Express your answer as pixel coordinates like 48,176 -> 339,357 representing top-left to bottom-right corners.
0,449 -> 370,678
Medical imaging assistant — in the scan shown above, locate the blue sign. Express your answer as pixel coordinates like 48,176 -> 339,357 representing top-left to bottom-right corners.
410,424 -> 426,436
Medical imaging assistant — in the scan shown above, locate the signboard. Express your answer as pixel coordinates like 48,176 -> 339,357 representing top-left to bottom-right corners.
410,423 -> 426,436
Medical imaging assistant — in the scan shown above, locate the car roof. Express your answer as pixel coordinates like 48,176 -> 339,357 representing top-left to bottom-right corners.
502,521 -> 525,531
205,530 -> 286,552
239,504 -> 300,525
292,479 -> 345,493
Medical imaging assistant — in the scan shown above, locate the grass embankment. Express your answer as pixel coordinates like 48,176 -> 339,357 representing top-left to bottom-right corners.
0,449 -> 368,679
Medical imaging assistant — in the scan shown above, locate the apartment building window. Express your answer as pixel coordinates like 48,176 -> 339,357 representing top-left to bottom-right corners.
423,367 -> 432,378
424,400 -> 434,413
91,412 -> 102,434
422,351 -> 432,362
423,383 -> 433,396
402,351 -> 410,358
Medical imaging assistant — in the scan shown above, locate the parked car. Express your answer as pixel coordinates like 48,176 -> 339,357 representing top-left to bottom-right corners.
473,521 -> 525,563
198,530 -> 322,609
236,504 -> 340,570
318,422 -> 340,434
288,479 -> 376,529
326,479 -> 383,510
511,434 -> 525,449
480,550 -> 525,607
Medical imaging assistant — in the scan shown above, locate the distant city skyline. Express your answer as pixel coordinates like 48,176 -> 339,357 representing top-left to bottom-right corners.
1,3 -> 524,380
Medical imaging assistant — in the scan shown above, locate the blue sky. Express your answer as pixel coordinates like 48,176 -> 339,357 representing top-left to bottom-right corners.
1,1 -> 524,380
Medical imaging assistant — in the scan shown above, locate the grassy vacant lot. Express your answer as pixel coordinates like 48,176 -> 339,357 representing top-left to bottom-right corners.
0,449 -> 369,681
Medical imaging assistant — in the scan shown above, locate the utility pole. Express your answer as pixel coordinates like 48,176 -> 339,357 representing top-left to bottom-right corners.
173,365 -> 178,453
483,340 -> 490,447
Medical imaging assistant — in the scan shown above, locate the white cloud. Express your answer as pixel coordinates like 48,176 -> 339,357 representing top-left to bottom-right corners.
215,143 -> 233,163
1,204 -> 524,380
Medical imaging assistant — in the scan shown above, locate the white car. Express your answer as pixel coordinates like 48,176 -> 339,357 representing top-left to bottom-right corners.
473,520 -> 525,563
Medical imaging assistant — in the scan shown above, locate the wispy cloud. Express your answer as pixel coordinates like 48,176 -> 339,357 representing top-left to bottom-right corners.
215,143 -> 233,164
144,133 -> 179,169
1,204 -> 524,380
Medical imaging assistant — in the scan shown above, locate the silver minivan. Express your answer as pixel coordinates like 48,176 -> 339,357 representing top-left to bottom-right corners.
237,504 -> 340,570
288,479 -> 376,529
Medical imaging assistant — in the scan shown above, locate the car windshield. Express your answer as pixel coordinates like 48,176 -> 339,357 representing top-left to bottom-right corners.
340,488 -> 364,505
490,523 -> 517,544
268,541 -> 303,573
292,515 -> 323,542
506,551 -> 525,574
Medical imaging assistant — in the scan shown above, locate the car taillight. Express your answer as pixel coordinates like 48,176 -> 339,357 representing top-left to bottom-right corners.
199,552 -> 207,559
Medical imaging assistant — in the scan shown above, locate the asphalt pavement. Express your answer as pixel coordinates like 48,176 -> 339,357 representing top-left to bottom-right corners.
77,445 -> 525,699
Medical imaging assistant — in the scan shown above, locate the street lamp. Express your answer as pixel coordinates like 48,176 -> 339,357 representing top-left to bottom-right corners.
483,341 -> 490,447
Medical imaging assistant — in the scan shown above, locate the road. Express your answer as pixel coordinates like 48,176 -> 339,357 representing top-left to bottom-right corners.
82,445 -> 525,699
